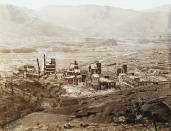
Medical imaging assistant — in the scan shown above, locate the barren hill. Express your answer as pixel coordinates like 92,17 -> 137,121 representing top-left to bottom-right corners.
33,5 -> 169,38
148,4 -> 171,12
0,4 -> 81,48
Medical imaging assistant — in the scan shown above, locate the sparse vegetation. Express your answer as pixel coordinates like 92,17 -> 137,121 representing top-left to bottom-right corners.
0,79 -> 66,127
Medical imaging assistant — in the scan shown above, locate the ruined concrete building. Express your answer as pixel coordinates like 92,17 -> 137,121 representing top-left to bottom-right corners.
117,64 -> 127,76
119,73 -> 143,87
119,72 -> 168,88
15,65 -> 37,78
89,62 -> 116,90
99,77 -> 116,90
122,64 -> 127,73
90,74 -> 116,90
91,73 -> 100,88
43,54 -> 56,75
65,61 -> 87,86
23,65 -> 36,78
89,61 -> 101,74
117,68 -> 122,76
67,61 -> 80,76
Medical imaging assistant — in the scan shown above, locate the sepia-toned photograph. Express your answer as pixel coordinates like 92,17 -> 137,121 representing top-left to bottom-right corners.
0,0 -> 171,130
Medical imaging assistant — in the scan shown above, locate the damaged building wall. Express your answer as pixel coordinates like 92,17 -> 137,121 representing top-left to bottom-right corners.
44,54 -> 56,75
65,61 -> 87,86
89,61 -> 101,75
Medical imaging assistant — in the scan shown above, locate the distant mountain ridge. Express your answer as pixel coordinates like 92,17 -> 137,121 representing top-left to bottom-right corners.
32,4 -> 169,38
0,4 -> 81,48
147,4 -> 171,12
0,4 -> 170,48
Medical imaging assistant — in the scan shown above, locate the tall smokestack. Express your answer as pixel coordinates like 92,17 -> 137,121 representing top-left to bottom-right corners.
37,58 -> 40,77
44,54 -> 46,74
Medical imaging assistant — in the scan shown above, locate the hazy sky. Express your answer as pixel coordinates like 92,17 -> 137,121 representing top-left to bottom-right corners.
0,0 -> 171,10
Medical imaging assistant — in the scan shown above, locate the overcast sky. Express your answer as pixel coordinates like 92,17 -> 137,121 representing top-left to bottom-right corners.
0,0 -> 170,10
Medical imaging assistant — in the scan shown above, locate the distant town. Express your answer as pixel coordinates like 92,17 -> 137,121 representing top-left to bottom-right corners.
1,54 -> 168,92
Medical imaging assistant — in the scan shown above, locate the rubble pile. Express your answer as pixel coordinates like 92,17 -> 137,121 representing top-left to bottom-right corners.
54,84 -> 171,129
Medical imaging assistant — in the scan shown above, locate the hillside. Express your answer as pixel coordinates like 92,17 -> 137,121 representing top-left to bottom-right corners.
0,4 -> 81,48
0,4 -> 170,48
148,4 -> 171,12
33,5 -> 169,38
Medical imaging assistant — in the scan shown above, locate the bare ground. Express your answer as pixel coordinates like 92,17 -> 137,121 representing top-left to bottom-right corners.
1,79 -> 171,131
